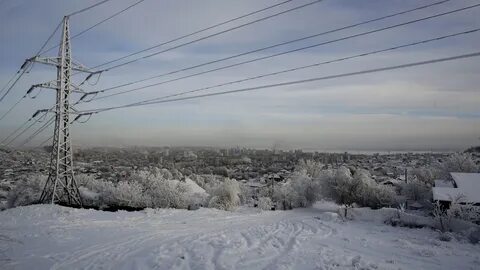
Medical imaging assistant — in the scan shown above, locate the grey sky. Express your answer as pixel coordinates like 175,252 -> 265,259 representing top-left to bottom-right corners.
0,0 -> 479,151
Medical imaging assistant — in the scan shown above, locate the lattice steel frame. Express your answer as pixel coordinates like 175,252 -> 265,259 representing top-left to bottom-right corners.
39,16 -> 82,206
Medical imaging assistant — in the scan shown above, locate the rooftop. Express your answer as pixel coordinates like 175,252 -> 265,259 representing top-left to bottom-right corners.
432,172 -> 480,203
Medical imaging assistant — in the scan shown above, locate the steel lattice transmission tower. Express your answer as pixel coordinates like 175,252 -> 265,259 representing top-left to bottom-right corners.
29,16 -> 93,206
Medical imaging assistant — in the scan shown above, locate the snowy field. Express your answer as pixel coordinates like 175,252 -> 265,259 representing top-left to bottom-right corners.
1,204 -> 479,270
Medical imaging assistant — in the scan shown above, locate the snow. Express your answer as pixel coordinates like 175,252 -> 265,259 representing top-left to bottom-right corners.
434,179 -> 454,188
433,173 -> 480,203
184,178 -> 207,195
1,204 -> 479,270
451,173 -> 480,202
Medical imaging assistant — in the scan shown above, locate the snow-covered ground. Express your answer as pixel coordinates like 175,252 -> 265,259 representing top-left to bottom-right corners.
1,204 -> 479,270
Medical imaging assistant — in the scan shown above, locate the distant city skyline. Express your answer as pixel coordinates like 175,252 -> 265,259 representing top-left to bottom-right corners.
1,0 -> 479,151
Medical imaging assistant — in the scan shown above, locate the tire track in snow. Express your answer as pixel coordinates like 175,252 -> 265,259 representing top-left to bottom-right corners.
146,216 -> 335,270
24,210 -> 335,270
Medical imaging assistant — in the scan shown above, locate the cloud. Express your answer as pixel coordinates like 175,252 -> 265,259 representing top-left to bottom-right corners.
1,0 -> 479,150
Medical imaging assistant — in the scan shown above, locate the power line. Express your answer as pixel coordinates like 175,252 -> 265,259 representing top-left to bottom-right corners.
19,111 -> 86,148
0,95 -> 25,121
79,51 -> 480,114
38,134 -> 54,147
92,0 -> 324,72
40,0 -> 147,55
96,28 -> 478,108
0,117 -> 31,145
0,19 -> 63,103
68,0 -> 113,17
17,116 -> 55,148
35,19 -> 64,56
89,3 -> 480,101
84,0 -> 453,94
87,0 -> 295,70
0,73 -> 19,98
37,112 -> 87,147
3,112 -> 49,146
0,69 -> 28,102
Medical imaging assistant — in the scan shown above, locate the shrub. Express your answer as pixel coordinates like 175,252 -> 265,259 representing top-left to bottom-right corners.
412,167 -> 436,185
308,165 -> 398,210
361,184 -> 397,209
272,183 -> 295,210
258,197 -> 273,210
208,178 -> 241,210
7,175 -> 46,208
401,179 -> 431,201
289,172 -> 321,207
296,159 -> 324,178
448,200 -> 480,224
433,201 -> 453,232
77,172 -> 191,209
321,166 -> 362,207
435,153 -> 479,180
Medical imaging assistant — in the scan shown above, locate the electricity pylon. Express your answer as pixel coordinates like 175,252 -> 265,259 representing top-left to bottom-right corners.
28,16 -> 93,206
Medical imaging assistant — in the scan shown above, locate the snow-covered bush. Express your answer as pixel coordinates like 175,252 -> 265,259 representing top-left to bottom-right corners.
435,153 -> 479,180
314,166 -> 397,210
208,178 -> 241,211
7,175 -> 46,208
129,171 -> 190,209
269,170 -> 322,210
296,159 -> 324,178
401,178 -> 431,202
289,172 -> 321,207
433,201 -> 454,232
112,181 -> 146,208
448,201 -> 480,224
321,166 -> 362,207
412,167 -> 436,185
360,184 -> 397,209
258,197 -> 273,210
75,171 -> 194,209
272,183 -> 295,210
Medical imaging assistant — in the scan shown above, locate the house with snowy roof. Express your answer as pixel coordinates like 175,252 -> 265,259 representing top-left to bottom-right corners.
432,172 -> 480,206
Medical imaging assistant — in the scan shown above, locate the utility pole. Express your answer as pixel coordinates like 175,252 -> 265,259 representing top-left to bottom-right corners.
28,16 -> 93,206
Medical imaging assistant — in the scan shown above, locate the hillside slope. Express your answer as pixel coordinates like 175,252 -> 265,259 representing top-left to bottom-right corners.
0,204 -> 479,270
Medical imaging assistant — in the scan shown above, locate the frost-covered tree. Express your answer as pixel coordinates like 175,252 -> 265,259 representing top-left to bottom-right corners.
258,197 -> 273,210
361,184 -> 397,209
272,183 -> 295,210
208,178 -> 241,210
296,159 -> 324,178
412,167 -> 436,185
7,175 -> 46,208
436,153 -> 479,180
289,172 -> 321,207
401,178 -> 431,202
321,166 -> 361,207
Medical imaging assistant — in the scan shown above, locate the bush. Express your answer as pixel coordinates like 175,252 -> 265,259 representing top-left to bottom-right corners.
296,159 -> 324,178
208,178 -> 241,210
401,179 -> 431,202
435,153 -> 479,180
321,166 -> 362,207
7,175 -> 46,208
258,197 -> 273,210
7,171 -> 207,210
323,167 -> 397,209
361,184 -> 397,209
433,201 -> 454,232
272,183 -> 295,210
76,172 -> 193,209
289,172 -> 321,207
448,200 -> 480,224
412,167 -> 436,185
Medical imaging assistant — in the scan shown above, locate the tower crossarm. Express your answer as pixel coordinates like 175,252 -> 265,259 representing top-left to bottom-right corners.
28,56 -> 93,73
28,80 -> 86,94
